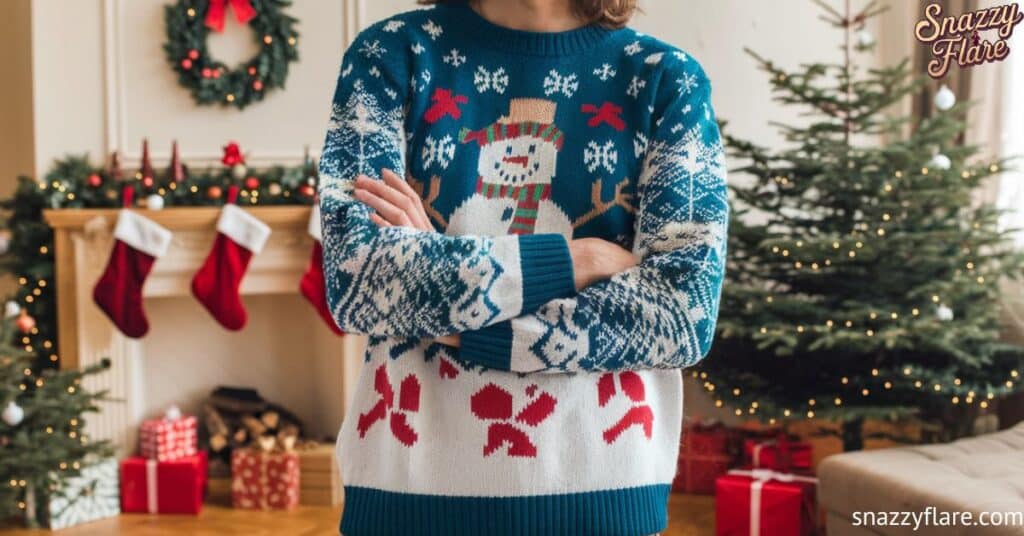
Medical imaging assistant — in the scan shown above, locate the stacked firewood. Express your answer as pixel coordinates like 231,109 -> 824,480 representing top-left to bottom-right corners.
201,386 -> 304,465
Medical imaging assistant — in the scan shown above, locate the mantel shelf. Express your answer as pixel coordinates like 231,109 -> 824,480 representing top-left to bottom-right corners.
43,205 -> 312,230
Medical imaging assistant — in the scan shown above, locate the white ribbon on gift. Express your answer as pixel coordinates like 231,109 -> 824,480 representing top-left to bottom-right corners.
751,440 -> 775,468
727,469 -> 818,536
145,459 -> 159,513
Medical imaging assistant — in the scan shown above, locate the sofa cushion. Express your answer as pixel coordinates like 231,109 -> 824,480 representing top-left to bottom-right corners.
818,423 -> 1024,536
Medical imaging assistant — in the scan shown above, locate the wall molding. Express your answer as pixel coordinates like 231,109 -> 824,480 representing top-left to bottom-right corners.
100,0 -> 366,167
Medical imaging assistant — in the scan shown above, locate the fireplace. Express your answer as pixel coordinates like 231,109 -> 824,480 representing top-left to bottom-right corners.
44,206 -> 365,454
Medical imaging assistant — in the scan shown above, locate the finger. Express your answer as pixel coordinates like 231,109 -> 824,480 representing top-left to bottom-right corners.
382,169 -> 432,230
358,174 -> 418,223
369,213 -> 392,227
353,188 -> 411,227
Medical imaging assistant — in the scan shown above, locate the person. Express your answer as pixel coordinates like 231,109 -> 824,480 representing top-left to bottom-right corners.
318,0 -> 727,534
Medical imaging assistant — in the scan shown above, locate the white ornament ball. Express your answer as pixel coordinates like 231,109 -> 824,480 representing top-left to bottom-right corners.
3,301 -> 20,319
2,401 -> 24,427
856,30 -> 875,47
231,163 -> 248,180
934,85 -> 956,111
145,194 -> 165,211
936,304 -> 954,321
164,405 -> 182,421
929,154 -> 952,170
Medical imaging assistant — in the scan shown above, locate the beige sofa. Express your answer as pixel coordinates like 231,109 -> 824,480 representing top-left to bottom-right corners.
818,422 -> 1024,536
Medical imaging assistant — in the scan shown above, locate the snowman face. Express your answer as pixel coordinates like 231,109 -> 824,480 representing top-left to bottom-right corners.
477,136 -> 559,186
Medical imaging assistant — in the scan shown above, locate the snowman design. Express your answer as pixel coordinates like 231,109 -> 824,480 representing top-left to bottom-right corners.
449,98 -> 573,238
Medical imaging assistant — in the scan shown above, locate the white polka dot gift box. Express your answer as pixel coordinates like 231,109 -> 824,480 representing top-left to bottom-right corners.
138,406 -> 198,462
230,447 -> 300,510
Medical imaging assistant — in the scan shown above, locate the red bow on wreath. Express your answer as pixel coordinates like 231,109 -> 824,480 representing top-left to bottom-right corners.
205,0 -> 257,33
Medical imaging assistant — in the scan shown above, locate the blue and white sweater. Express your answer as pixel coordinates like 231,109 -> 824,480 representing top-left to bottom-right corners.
319,4 -> 727,535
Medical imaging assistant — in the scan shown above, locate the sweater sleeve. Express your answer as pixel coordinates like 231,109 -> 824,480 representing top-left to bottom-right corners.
319,23 -> 576,338
459,56 -> 728,373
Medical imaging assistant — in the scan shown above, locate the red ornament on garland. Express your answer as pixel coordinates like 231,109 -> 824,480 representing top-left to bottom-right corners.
87,174 -> 103,188
202,68 -> 213,78
298,184 -> 315,197
207,185 -> 224,200
252,80 -> 263,91
188,49 -> 200,60
15,311 -> 36,334
181,58 -> 193,70
247,66 -> 257,76
244,177 -> 260,190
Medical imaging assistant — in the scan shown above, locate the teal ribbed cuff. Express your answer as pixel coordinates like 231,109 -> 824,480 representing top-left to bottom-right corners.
517,233 -> 575,313
459,321 -> 514,371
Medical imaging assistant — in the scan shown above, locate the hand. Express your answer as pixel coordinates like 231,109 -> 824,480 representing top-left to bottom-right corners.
435,334 -> 460,347
569,238 -> 638,291
353,169 -> 433,232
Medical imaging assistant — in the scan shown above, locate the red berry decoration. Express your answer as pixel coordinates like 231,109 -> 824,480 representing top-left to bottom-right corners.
252,80 -> 263,91
299,184 -> 315,197
16,311 -> 36,334
247,66 -> 257,75
188,49 -> 199,60
181,58 -> 193,70
142,176 -> 154,188
202,68 -> 213,78
244,177 -> 260,190
87,174 -> 103,187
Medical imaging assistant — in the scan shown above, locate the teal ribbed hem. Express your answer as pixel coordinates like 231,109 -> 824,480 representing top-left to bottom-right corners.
459,321 -> 513,370
518,234 -> 575,314
340,484 -> 670,536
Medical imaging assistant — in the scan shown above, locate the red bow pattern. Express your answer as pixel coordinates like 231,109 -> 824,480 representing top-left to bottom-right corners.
581,102 -> 626,131
424,88 -> 469,124
357,365 -> 421,446
471,383 -> 556,457
205,0 -> 258,33
598,372 -> 654,444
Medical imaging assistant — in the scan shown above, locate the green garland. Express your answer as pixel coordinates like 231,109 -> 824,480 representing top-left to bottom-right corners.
163,0 -> 299,109
0,154 -> 318,371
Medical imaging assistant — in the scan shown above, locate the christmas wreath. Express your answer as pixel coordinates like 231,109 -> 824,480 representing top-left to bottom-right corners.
163,0 -> 299,110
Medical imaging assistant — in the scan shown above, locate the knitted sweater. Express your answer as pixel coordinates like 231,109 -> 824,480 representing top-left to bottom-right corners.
318,4 -> 728,535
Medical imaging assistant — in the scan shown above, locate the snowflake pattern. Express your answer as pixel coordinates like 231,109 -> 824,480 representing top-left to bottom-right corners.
422,134 -> 456,169
584,140 -> 618,173
542,69 -> 579,97
626,76 -> 646,98
341,63 -> 353,78
442,48 -> 466,68
593,63 -> 617,81
411,42 -> 425,55
474,66 -> 509,94
624,40 -> 644,56
644,52 -> 664,65
633,133 -> 649,159
359,39 -> 386,59
422,19 -> 443,40
677,72 -> 699,96
382,19 -> 405,33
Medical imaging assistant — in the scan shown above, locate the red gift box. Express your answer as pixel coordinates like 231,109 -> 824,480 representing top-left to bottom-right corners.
231,448 -> 300,510
715,469 -> 817,536
672,421 -> 736,494
139,407 -> 198,462
743,434 -> 812,471
120,451 -> 207,514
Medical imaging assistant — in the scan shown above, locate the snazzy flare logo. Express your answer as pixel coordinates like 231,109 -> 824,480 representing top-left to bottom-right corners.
915,2 -> 1023,78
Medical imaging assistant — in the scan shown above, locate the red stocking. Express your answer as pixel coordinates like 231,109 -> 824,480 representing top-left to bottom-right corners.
299,205 -> 343,335
191,187 -> 271,330
93,188 -> 172,338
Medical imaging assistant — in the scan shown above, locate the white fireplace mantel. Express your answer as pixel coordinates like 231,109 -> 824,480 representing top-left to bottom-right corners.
44,206 -> 364,454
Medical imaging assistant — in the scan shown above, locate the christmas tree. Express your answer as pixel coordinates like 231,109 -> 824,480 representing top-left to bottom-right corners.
0,317 -> 112,528
701,0 -> 1024,448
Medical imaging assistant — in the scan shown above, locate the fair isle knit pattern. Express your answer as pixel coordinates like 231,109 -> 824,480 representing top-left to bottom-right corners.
319,4 -> 727,535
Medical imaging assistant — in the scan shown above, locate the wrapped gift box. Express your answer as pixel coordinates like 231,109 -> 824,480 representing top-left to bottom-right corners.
743,435 -> 812,471
297,444 -> 343,506
231,448 -> 300,510
715,469 -> 818,536
672,420 -> 736,494
44,458 -> 120,530
120,451 -> 207,514
139,407 -> 198,462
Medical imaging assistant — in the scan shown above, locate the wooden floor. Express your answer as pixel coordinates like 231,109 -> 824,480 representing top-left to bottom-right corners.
7,494 -> 715,535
